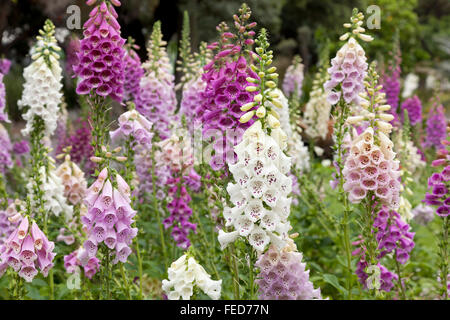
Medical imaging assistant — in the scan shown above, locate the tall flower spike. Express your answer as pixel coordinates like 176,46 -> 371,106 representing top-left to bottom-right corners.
324,8 -> 371,106
219,119 -> 293,252
123,38 -> 144,102
18,19 -> 63,137
379,37 -> 401,125
239,28 -> 282,130
342,62 -> 401,210
219,28 -> 293,252
73,0 -> 125,101
135,21 -> 176,140
0,124 -> 13,173
176,11 -> 198,90
199,3 -> 257,171
425,101 -> 446,150
304,59 -> 332,141
282,55 -> 304,99
0,58 -> 11,122
400,95 -> 422,126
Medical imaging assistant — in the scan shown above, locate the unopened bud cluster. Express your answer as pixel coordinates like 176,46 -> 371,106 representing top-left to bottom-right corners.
240,28 -> 282,129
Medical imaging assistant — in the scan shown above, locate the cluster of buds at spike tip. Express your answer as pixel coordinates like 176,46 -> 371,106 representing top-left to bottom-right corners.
32,19 -> 62,67
232,3 -> 256,47
90,145 -> 127,164
205,3 -> 256,62
175,11 -> 200,89
346,62 -> 395,137
141,21 -> 170,78
239,28 -> 281,129
340,8 -> 374,42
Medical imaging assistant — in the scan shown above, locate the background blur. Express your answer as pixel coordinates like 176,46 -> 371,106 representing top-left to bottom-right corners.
1,0 -> 449,122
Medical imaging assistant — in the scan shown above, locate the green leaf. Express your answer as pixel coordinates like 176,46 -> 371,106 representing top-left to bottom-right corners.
31,278 -> 48,287
323,274 -> 346,293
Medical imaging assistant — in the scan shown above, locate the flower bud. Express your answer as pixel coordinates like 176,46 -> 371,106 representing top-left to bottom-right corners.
377,104 -> 391,111
358,33 -> 374,42
376,120 -> 392,134
339,33 -> 350,41
269,109 -> 280,119
347,116 -> 364,125
115,156 -> 127,162
266,81 -> 276,88
271,99 -> 283,109
379,113 -> 394,122
256,106 -> 266,118
253,94 -> 262,102
239,111 -> 255,123
245,85 -> 258,92
267,114 -> 280,129
241,102 -> 255,112
90,156 -> 103,163
268,91 -> 279,99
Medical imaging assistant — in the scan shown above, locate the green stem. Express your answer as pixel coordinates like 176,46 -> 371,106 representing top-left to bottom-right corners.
119,263 -> 131,300
151,144 -> 168,271
439,216 -> 449,300
135,239 -> 144,299
394,252 -> 406,300
249,249 -> 255,299
230,244 -> 240,299
334,101 -> 353,299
